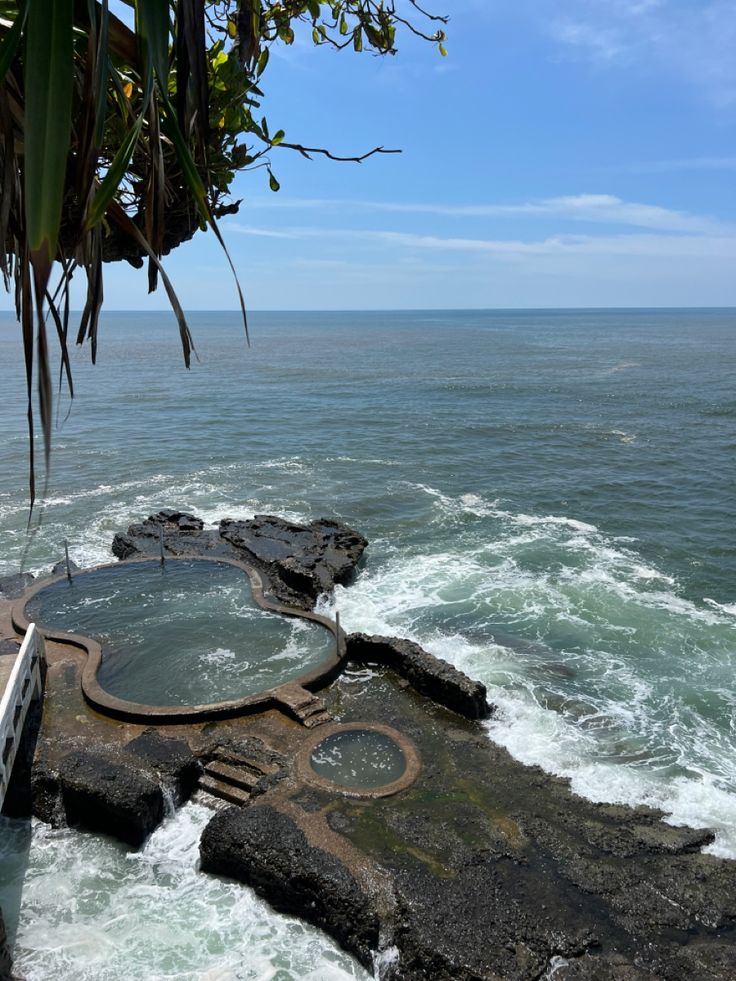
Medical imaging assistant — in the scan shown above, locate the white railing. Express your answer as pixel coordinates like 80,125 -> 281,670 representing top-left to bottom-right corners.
0,623 -> 44,809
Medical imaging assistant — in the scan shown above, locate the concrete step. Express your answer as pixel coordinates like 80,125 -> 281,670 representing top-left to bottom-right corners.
204,760 -> 259,792
213,753 -> 280,778
303,711 -> 332,728
276,683 -> 333,727
198,774 -> 251,807
301,701 -> 328,718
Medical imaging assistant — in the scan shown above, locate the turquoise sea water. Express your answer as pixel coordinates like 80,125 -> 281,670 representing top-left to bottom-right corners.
0,308 -> 734,978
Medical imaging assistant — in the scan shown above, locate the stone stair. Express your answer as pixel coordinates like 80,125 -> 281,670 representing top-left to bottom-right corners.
276,683 -> 333,728
198,754 -> 280,807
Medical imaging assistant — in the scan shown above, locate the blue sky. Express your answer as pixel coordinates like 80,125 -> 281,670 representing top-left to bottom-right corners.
12,0 -> 736,309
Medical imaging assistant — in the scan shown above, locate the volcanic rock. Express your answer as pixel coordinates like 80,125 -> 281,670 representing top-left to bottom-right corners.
125,729 -> 201,806
347,632 -> 492,719
0,573 -> 34,600
200,804 -> 380,965
0,909 -> 13,981
219,514 -> 367,603
57,749 -> 165,847
110,509 -> 367,609
50,558 -> 80,577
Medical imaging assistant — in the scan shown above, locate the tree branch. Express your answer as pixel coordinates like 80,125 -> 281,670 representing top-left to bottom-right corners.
277,142 -> 401,162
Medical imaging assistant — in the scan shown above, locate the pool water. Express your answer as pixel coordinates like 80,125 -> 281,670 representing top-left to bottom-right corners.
310,729 -> 407,789
25,560 -> 335,706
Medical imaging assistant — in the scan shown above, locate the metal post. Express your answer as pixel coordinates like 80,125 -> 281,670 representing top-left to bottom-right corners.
63,540 -> 73,582
159,526 -> 165,566
335,610 -> 341,657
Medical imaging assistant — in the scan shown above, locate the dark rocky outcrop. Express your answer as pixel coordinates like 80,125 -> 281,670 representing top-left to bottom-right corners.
29,734 -> 204,844
111,509 -> 206,561
200,805 -> 381,966
0,573 -> 34,600
0,909 -> 13,981
50,558 -> 80,577
111,510 -> 367,609
219,515 -> 367,604
347,632 -> 492,719
125,729 -> 201,806
56,750 -> 164,847
29,756 -> 62,827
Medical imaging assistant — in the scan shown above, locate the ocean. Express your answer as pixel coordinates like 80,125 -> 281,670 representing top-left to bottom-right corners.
0,308 -> 734,979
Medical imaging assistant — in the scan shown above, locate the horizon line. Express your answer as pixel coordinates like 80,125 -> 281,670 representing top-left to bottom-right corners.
9,304 -> 733,314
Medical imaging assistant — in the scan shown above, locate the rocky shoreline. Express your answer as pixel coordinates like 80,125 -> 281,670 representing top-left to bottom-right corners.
2,511 -> 735,980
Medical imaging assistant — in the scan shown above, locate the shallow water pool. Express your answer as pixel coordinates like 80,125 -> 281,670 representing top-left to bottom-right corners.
310,729 -> 407,789
24,560 -> 335,706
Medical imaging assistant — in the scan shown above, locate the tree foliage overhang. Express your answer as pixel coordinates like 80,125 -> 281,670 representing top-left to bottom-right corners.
0,0 -> 446,507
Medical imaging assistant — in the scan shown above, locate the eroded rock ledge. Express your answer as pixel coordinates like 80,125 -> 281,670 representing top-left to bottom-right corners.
347,632 -> 492,720
199,723 -> 736,981
201,805 -> 381,965
111,509 -> 367,609
6,511 -> 736,981
0,911 -> 13,981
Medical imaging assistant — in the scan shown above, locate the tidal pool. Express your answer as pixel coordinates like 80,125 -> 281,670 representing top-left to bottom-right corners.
24,560 -> 335,707
310,728 -> 407,790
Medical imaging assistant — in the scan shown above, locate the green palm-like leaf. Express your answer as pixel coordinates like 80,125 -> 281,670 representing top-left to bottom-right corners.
0,4 -> 26,84
24,0 -> 74,262
0,0 -> 447,511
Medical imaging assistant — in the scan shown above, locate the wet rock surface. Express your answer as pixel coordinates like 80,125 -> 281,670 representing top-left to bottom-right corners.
219,515 -> 367,604
199,668 -> 736,980
0,574 -> 34,601
57,749 -> 165,848
111,510 -> 367,609
200,805 -> 381,964
125,729 -> 201,806
0,909 -> 13,981
347,632 -> 492,719
30,734 -> 204,846
8,513 -> 736,979
50,558 -> 80,577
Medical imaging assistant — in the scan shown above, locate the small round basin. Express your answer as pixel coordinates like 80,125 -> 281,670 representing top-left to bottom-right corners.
299,723 -> 420,798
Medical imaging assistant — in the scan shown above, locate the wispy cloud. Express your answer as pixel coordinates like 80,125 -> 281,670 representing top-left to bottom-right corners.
227,225 -> 301,239
551,19 -> 624,63
229,223 -> 736,261
536,0 -> 736,105
621,156 -> 736,174
368,230 -> 736,259
236,193 -> 730,234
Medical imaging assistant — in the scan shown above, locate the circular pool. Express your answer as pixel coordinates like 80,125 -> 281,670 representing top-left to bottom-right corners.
299,723 -> 421,798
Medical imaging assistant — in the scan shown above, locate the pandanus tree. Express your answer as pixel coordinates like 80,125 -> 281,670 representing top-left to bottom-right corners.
0,0 -> 446,507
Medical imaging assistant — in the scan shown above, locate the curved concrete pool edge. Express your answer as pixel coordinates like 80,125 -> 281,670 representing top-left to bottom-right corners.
11,555 -> 346,725
295,721 -> 422,799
